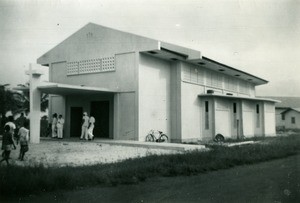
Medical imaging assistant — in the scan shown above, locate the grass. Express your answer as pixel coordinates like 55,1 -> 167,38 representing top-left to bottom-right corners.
0,134 -> 300,198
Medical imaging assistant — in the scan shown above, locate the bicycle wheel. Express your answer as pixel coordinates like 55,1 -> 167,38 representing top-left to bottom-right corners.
145,134 -> 154,142
214,134 -> 225,143
159,134 -> 168,142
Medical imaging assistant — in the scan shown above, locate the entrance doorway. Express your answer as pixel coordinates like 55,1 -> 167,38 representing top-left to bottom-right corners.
70,107 -> 83,137
90,101 -> 110,138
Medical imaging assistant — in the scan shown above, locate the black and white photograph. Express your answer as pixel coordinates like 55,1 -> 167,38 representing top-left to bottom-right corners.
0,0 -> 299,202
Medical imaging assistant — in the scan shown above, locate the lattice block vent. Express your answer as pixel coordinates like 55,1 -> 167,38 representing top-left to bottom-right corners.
67,62 -> 79,75
102,56 -> 115,71
79,58 -> 102,74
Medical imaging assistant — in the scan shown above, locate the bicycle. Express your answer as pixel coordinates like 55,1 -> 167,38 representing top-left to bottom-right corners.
145,130 -> 168,142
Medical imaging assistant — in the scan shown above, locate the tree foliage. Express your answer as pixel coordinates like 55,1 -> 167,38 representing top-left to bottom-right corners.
0,83 -> 48,116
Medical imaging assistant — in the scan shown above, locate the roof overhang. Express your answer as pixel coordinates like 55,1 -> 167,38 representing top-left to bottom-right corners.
142,45 -> 268,86
37,82 -> 119,95
198,94 -> 280,103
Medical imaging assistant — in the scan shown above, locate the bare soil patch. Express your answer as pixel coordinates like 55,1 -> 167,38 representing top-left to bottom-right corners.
8,140 -> 180,167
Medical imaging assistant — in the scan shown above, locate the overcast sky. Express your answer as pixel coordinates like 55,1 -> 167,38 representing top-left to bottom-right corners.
0,0 -> 299,96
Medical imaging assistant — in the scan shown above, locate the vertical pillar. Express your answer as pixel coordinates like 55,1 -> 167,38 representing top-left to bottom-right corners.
26,64 -> 44,143
113,93 -> 120,139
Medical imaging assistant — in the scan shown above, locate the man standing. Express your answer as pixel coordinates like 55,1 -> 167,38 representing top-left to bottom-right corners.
87,115 -> 95,140
56,115 -> 64,139
80,112 -> 89,140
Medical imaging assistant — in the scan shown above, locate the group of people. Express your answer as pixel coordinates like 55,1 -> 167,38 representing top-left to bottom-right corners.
1,113 -> 30,165
51,112 -> 95,140
51,113 -> 65,139
80,112 -> 95,141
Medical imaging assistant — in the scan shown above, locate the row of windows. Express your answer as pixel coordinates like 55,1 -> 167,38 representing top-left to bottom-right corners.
183,65 -> 252,94
66,57 -> 115,75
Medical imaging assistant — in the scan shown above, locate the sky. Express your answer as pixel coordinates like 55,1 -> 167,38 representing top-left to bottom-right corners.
0,0 -> 299,96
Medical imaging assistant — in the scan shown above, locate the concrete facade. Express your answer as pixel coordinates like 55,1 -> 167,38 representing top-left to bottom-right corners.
28,23 -> 277,143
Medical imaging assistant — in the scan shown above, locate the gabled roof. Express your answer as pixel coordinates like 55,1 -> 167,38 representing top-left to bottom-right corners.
281,108 -> 300,115
37,22 -> 268,86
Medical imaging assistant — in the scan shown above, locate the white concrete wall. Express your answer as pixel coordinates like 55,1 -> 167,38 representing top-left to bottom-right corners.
181,82 -> 204,141
170,62 -> 182,142
114,92 -> 136,140
180,62 -> 205,141
138,54 -> 171,141
50,95 -> 66,119
242,101 -> 255,137
215,110 -> 230,138
254,102 -> 264,136
50,52 -> 137,92
263,102 -> 276,136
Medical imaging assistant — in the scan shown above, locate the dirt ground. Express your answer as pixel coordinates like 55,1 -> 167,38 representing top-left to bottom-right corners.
8,139 -> 180,167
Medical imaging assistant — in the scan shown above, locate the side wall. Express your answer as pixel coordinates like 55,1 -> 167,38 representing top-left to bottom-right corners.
138,54 -> 171,141
284,110 -> 300,129
263,102 -> 276,136
242,100 -> 255,137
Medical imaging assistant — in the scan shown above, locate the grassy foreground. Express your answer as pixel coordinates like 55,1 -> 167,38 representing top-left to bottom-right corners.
0,134 -> 300,198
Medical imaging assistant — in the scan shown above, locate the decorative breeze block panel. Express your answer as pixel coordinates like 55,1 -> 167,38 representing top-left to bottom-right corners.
67,56 -> 115,76
102,57 -> 115,71
67,62 -> 79,75
79,58 -> 102,74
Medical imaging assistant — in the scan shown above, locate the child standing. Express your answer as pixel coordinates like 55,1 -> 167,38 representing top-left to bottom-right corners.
18,121 -> 29,161
0,125 -> 16,165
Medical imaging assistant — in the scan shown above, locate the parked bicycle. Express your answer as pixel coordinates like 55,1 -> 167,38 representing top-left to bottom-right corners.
145,130 -> 168,142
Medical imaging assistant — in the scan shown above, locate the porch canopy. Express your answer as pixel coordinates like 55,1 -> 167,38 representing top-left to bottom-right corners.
198,94 -> 280,103
37,82 -> 119,95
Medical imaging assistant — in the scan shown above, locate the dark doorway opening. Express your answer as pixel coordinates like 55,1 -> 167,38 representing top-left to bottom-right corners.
70,107 -> 83,137
90,101 -> 110,138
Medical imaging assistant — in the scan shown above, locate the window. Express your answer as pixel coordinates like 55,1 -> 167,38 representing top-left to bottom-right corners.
292,117 -> 296,124
256,104 -> 260,128
205,101 -> 209,113
233,103 -> 237,113
233,103 -> 237,129
205,101 -> 209,129
281,114 -> 285,120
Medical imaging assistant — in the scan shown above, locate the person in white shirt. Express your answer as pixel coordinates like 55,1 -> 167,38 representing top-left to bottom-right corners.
51,113 -> 58,138
80,112 -> 89,140
4,116 -> 16,134
87,116 -> 96,140
56,114 -> 65,139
